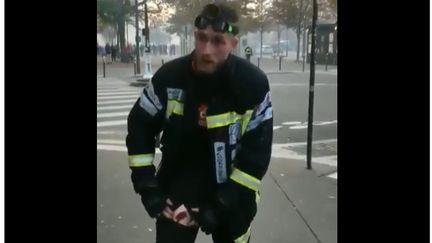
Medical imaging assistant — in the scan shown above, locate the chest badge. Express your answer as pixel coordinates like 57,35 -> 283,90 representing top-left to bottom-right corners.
198,104 -> 208,127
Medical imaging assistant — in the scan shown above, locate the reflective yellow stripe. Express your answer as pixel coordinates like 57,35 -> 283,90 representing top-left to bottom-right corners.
234,226 -> 251,243
128,154 -> 154,167
240,110 -> 253,135
166,100 -> 184,118
207,112 -> 241,129
255,191 -> 260,205
230,167 -> 261,191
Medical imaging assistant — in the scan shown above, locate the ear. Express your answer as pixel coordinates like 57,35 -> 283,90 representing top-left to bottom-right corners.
230,36 -> 239,49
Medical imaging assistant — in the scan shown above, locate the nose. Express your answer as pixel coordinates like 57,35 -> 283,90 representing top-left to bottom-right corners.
202,41 -> 215,56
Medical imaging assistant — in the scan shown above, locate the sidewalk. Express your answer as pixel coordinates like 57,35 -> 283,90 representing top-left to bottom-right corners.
96,54 -> 337,83
97,150 -> 337,243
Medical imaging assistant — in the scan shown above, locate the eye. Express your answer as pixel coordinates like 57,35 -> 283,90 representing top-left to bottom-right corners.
212,36 -> 225,46
197,33 -> 208,43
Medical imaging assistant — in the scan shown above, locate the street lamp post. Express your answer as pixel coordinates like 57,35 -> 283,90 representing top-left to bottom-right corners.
306,0 -> 318,170
142,0 -> 153,81
134,0 -> 141,74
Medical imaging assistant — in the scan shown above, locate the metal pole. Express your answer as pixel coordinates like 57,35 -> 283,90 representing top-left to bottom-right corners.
134,0 -> 141,74
142,1 -> 153,80
162,59 -> 164,65
306,0 -> 318,170
257,57 -> 260,68
134,61 -> 137,75
302,25 -> 307,72
260,24 -> 263,59
103,57 -> 106,78
279,56 -> 282,71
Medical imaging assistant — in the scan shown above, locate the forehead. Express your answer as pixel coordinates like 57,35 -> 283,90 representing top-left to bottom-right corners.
196,27 -> 230,40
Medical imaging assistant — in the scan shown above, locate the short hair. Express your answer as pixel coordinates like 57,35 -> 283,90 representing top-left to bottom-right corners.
198,3 -> 240,35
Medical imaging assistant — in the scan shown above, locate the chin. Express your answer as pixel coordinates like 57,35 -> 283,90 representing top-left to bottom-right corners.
197,64 -> 217,74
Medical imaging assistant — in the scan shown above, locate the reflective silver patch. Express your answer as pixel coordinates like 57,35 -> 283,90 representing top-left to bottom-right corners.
214,142 -> 227,183
229,121 -> 241,145
145,82 -> 163,110
139,93 -> 158,116
167,88 -> 184,101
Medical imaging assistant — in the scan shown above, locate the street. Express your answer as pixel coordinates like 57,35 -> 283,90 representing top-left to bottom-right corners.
97,58 -> 337,243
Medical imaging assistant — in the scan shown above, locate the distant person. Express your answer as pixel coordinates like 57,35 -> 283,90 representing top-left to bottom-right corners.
105,43 -> 111,55
111,45 -> 117,62
244,46 -> 252,61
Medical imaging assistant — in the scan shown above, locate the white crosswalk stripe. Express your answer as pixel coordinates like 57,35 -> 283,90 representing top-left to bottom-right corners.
97,95 -> 139,100
97,80 -> 141,129
97,99 -> 136,105
97,112 -> 129,118
98,105 -> 134,111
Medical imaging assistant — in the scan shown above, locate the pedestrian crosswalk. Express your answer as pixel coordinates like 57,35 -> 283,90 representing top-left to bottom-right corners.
97,79 -> 141,130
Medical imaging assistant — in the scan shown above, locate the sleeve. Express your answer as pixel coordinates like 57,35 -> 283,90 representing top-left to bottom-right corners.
217,74 -> 273,209
229,77 -> 273,193
126,75 -> 167,194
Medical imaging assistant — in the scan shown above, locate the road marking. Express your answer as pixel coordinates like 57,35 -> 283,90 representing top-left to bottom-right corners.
97,105 -> 133,111
288,120 -> 337,129
97,139 -> 125,144
289,125 -> 308,129
97,144 -> 127,152
97,112 -> 129,118
97,91 -> 140,96
97,95 -> 139,100
97,120 -> 127,127
327,172 -> 337,179
273,126 -> 282,130
97,131 -> 116,134
314,120 -> 337,126
97,99 -> 136,105
282,139 -> 337,147
282,121 -> 302,125
271,143 -> 337,166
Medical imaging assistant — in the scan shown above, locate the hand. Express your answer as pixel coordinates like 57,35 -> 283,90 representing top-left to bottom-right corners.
160,198 -> 175,220
172,204 -> 199,227
139,188 -> 166,218
190,205 -> 221,234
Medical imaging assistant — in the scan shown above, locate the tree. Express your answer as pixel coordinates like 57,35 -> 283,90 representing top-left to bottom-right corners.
270,0 -> 312,62
97,0 -> 135,62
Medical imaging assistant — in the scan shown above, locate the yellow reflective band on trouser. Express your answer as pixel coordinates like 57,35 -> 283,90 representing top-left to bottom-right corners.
166,100 -> 184,118
230,167 -> 261,192
240,110 -> 253,135
234,226 -> 251,243
206,112 -> 241,129
128,154 -> 154,167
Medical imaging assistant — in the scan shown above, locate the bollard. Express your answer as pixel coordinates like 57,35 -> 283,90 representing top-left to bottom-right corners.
103,58 -> 106,78
162,59 -> 164,65
279,56 -> 282,71
257,57 -> 260,68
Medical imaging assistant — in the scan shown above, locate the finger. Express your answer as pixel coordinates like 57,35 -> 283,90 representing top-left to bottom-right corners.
191,207 -> 199,213
164,206 -> 174,215
162,209 -> 173,220
166,198 -> 173,206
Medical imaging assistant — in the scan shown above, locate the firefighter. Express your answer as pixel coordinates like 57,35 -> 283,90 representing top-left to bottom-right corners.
126,3 -> 273,243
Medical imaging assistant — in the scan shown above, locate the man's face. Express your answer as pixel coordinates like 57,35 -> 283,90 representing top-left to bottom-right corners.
194,26 -> 238,74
